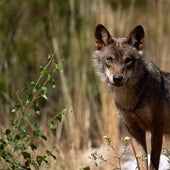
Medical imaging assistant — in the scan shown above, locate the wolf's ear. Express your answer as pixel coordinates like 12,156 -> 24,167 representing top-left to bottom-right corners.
95,24 -> 114,50
126,25 -> 144,51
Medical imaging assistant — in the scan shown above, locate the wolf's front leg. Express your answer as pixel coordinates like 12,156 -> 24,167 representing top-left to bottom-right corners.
124,120 -> 148,170
129,130 -> 148,170
150,124 -> 163,170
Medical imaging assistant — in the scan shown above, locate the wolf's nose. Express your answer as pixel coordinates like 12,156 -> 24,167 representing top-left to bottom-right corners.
113,74 -> 123,83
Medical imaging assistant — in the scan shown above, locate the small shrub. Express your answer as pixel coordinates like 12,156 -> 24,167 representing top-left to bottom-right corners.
87,135 -> 131,170
0,53 -> 65,170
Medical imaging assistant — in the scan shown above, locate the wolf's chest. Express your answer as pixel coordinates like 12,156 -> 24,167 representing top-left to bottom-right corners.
120,106 -> 153,131
133,107 -> 152,130
113,87 -> 139,111
113,87 -> 153,130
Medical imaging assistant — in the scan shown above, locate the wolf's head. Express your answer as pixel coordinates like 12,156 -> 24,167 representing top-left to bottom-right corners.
94,24 -> 145,87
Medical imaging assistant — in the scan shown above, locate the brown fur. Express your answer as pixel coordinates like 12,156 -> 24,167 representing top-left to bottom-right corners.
93,24 -> 170,170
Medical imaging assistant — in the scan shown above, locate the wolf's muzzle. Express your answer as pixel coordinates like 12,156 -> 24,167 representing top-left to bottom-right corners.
113,73 -> 124,87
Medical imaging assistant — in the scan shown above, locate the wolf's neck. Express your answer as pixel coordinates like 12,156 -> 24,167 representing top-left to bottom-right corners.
112,85 -> 139,112
110,66 -> 150,112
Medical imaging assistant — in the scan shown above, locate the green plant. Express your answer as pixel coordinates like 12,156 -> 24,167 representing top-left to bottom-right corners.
0,53 -> 65,170
88,135 -> 131,170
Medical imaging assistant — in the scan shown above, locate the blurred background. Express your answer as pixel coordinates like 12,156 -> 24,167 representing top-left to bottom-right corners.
0,0 -> 170,169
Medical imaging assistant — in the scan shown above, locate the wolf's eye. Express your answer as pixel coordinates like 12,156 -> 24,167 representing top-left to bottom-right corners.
125,57 -> 134,65
106,56 -> 113,62
106,56 -> 113,67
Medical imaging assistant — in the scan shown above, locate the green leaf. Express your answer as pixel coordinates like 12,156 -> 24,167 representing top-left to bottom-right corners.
25,159 -> 31,168
41,135 -> 47,141
40,66 -> 49,75
22,152 -> 31,159
41,93 -> 48,100
47,74 -> 56,88
32,83 -> 38,93
36,155 -> 48,166
34,121 -> 40,129
41,87 -> 47,93
33,129 -> 47,140
14,134 -> 21,141
48,121 -> 56,136
5,129 -> 11,135
20,125 -> 27,133
48,53 -> 52,59
54,62 -> 63,72
1,150 -> 12,162
81,167 -> 90,170
48,53 -> 55,59
21,86 -> 29,92
11,161 -> 26,170
11,119 -> 18,126
46,150 -> 56,160
33,102 -> 40,115
41,87 -> 48,100
54,108 -> 67,122
30,81 -> 35,86
24,136 -> 29,143
30,143 -> 37,151
11,104 -> 21,113
33,129 -> 42,137
26,94 -> 33,105
5,129 -> 13,143
56,148 -> 60,154
0,139 -> 7,150
14,143 -> 26,152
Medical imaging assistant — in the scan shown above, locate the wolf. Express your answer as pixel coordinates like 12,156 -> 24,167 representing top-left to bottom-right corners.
93,24 -> 170,170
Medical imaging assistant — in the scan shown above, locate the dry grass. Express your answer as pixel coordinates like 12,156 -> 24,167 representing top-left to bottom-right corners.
49,0 -> 170,169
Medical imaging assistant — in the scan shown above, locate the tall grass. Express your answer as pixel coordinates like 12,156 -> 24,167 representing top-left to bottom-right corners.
1,0 -> 170,169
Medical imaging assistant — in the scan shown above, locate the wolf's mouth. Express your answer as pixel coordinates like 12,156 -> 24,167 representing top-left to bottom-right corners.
111,82 -> 124,87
